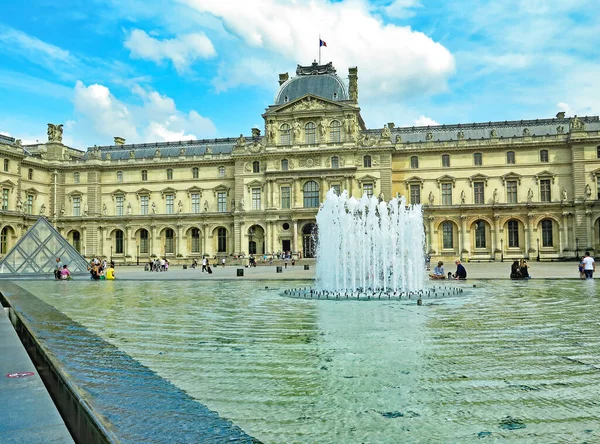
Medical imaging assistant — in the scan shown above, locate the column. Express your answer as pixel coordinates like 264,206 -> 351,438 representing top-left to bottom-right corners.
561,212 -> 570,254
176,224 -> 183,258
526,213 -> 534,260
203,223 -> 209,255
320,176 -> 326,202
125,226 -> 131,264
82,226 -> 87,258
460,215 -> 467,259
294,179 -> 301,208
494,214 -> 501,261
586,209 -> 593,249
150,225 -> 157,257
98,226 -> 104,258
293,219 -> 298,253
428,216 -> 435,254
266,181 -> 271,209
272,220 -> 277,254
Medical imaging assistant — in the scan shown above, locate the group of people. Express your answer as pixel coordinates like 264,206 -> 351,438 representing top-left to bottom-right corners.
54,257 -> 71,280
510,259 -> 530,279
146,257 -> 170,272
429,260 -> 467,280
88,257 -> 116,280
578,251 -> 596,279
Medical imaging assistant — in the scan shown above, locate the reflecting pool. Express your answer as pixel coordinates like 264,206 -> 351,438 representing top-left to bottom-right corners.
18,279 -> 600,443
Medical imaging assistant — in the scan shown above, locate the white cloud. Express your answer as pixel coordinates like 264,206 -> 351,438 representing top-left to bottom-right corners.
382,0 -> 422,18
124,29 -> 216,73
0,24 -> 71,62
556,102 -> 573,117
414,115 -> 439,126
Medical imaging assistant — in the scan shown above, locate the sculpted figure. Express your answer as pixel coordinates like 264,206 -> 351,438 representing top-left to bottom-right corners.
204,200 -> 209,212
490,128 -> 498,137
130,150 -> 135,159
381,124 -> 391,139
39,204 -> 46,216
318,119 -> 326,140
237,134 -> 246,147
523,128 -> 530,136
460,190 -> 466,204
428,191 -> 434,205
178,200 -> 183,213
47,123 -> 63,143
426,132 -> 433,141
527,188 -> 533,203
16,199 -> 22,212
293,120 -> 301,142
561,187 -> 567,202
571,115 -> 585,131
151,201 -> 156,214
60,204 -> 65,216
493,188 -> 499,204
457,130 -> 464,139
126,202 -> 132,215
83,202 -> 88,216
102,203 -> 107,215
585,184 -> 592,199
266,120 -> 276,143
205,146 -> 212,154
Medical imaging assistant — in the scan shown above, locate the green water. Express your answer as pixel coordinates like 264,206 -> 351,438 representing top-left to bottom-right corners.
19,280 -> 600,443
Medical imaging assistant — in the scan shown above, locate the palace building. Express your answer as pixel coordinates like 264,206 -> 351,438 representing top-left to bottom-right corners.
1,61 -> 600,264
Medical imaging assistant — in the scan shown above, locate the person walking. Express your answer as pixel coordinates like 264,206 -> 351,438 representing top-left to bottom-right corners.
54,257 -> 63,280
582,251 -> 595,279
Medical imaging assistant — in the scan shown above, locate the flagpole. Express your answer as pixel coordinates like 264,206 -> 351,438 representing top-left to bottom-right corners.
318,34 -> 321,64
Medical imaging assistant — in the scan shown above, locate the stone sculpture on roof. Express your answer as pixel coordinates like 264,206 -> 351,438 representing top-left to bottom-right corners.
47,123 -> 63,143
236,134 -> 246,147
490,128 -> 498,137
381,124 -> 391,139
426,132 -> 433,141
571,116 -> 585,131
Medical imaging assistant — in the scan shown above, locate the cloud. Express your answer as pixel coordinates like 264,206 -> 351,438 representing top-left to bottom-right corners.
124,29 -> 216,73
72,81 -> 216,146
382,0 -> 423,18
0,24 -> 71,62
413,115 -> 439,126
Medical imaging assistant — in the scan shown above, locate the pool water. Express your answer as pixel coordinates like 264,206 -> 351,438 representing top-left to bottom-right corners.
19,279 -> 600,443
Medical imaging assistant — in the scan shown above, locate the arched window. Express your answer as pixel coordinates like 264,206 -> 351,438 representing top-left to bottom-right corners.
218,166 -> 225,178
474,220 -> 486,248
72,231 -> 81,252
139,229 -> 149,254
363,155 -> 372,168
191,228 -> 200,253
280,124 -> 291,145
74,172 -> 80,184
410,156 -> 419,169
115,230 -> 124,254
165,229 -> 174,254
474,153 -> 482,165
507,220 -> 519,247
541,219 -> 553,247
28,168 -> 33,180
281,159 -> 289,171
116,171 -> 123,183
442,221 -> 454,249
252,161 -> 260,173
540,150 -> 549,163
305,122 -> 316,144
303,180 -> 320,208
331,156 -> 339,169
141,170 -> 148,181
192,167 -> 199,179
167,169 -> 173,180
330,120 -> 341,142
442,154 -> 450,167
506,151 -> 516,164
0,226 -> 10,254
218,228 -> 227,252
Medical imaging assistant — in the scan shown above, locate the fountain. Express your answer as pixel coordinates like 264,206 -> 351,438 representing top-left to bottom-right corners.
314,189 -> 426,293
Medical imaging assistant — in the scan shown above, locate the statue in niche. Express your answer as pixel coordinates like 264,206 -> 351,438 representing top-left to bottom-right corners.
381,124 -> 391,139
83,202 -> 88,216
16,199 -> 22,213
318,118 -> 326,140
236,134 -> 246,147
585,184 -> 592,199
561,187 -> 568,202
130,150 -> 135,159
39,204 -> 46,216
293,120 -> 301,142
426,132 -> 433,141
151,201 -> 156,214
490,128 -> 498,137
523,128 -> 530,136
178,200 -> 183,213
571,115 -> 585,131
493,188 -> 499,204
126,202 -> 132,215
204,200 -> 209,212
240,199 -> 245,210
154,149 -> 161,157
460,190 -> 466,204
179,148 -> 185,156
457,130 -> 465,139
60,204 -> 65,216
205,146 -> 212,155
527,188 -> 533,203
47,123 -> 63,143
266,120 -> 276,143
344,115 -> 352,138
231,199 -> 235,210
102,203 -> 107,215
428,191 -> 434,205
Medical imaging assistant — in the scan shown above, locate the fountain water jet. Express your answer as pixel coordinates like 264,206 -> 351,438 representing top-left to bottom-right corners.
315,189 -> 426,293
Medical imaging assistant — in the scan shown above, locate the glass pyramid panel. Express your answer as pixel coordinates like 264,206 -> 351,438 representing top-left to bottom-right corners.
0,217 -> 89,275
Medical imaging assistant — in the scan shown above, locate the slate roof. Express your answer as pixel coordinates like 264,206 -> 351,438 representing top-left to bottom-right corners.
275,62 -> 349,105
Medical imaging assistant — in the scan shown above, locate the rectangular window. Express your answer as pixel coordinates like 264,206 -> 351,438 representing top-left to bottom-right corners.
331,157 -> 339,169
26,195 -> 33,215
474,182 -> 485,204
441,183 -> 452,205
541,220 -> 553,247
3,159 -> 8,172
252,188 -> 261,210
507,151 -> 515,164
442,154 -> 450,167
218,192 -> 227,212
140,232 -> 149,254
442,222 -> 453,249
410,184 -> 420,204
192,193 -> 200,213
363,183 -> 373,198
507,181 -> 517,203
74,172 -> 80,184
73,197 -> 81,216
140,195 -> 148,215
281,186 -> 291,209
331,184 -> 341,196
475,223 -> 486,248
2,189 -> 8,210
166,195 -> 174,214
142,170 -> 148,181
116,196 -> 124,216
474,153 -> 482,165
508,221 -> 519,247
540,179 -> 551,202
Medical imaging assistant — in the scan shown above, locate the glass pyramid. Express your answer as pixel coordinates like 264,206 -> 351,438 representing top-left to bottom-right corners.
0,217 -> 89,275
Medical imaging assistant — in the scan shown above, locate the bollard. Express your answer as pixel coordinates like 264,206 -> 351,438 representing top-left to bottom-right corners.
276,266 -> 283,273
183,265 -> 187,269
237,268 -> 244,277
304,264 -> 310,270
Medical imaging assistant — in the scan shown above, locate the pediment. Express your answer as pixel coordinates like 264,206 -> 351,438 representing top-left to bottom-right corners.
160,187 -> 177,196
436,174 -> 456,187
67,189 -> 83,197
23,187 -> 41,195
212,184 -> 230,196
501,172 -> 522,185
266,94 -> 349,115
111,188 -> 127,197
246,179 -> 264,191
534,170 -> 556,183
0,179 -> 16,189
404,176 -> 424,189
468,173 -> 489,186
186,185 -> 203,196
357,174 -> 379,185
135,188 -> 152,198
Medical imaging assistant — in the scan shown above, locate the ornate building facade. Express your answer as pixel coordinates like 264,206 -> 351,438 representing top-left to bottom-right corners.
1,61 -> 600,263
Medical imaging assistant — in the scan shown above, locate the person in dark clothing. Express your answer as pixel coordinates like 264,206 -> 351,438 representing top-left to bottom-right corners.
519,259 -> 530,279
452,260 -> 467,280
510,260 -> 522,279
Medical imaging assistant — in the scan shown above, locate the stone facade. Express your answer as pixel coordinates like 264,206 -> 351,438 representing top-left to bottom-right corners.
1,64 -> 600,264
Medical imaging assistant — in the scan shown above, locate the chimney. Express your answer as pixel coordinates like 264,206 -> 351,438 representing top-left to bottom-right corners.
114,136 -> 125,145
555,112 -> 565,119
279,73 -> 289,86
348,67 -> 358,103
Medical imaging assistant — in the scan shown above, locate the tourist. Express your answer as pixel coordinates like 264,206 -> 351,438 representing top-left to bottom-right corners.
429,261 -> 445,279
54,257 -> 62,280
106,264 -> 116,280
510,260 -> 521,279
582,251 -> 595,279
519,259 -> 530,279
60,264 -> 71,280
202,257 -> 207,273
452,260 -> 467,280
222,257 -> 226,268
578,257 -> 585,279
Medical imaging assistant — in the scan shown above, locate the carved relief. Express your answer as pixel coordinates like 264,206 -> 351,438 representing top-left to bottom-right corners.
299,158 -> 321,168
571,116 -> 585,131
490,128 -> 498,137
426,132 -> 433,141
358,133 -> 376,147
523,128 -> 530,136
47,123 -> 63,143
244,162 -> 252,172
556,125 -> 564,134
457,130 -> 465,139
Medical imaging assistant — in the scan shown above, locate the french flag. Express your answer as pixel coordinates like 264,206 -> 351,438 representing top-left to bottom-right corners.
319,39 -> 327,47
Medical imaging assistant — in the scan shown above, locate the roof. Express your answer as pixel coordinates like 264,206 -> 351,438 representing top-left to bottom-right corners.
275,62 -> 349,105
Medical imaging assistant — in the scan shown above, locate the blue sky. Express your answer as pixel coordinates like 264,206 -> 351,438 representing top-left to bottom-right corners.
1,0 -> 599,149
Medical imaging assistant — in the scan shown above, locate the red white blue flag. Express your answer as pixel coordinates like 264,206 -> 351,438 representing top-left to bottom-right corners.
319,39 -> 327,47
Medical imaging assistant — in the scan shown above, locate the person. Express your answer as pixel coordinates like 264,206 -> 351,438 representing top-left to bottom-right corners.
582,251 -> 595,279
452,260 -> 467,280
510,260 -> 522,279
55,257 -> 62,280
202,257 -> 207,273
60,264 -> 71,280
519,259 -> 530,279
106,264 -> 116,280
221,257 -> 226,268
429,261 -> 445,279
578,256 -> 585,279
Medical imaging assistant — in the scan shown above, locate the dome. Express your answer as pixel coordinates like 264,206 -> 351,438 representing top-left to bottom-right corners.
274,62 -> 349,106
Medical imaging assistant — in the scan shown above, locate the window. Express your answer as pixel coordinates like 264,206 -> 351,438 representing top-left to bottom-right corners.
165,229 -> 174,254
117,171 -> 123,183
191,193 -> 200,213
442,154 -> 450,167
252,161 -> 260,173
3,159 -> 8,172
281,159 -> 289,171
115,230 -> 124,254
139,230 -> 149,254
218,166 -> 225,178
2,189 -> 8,210
74,172 -> 80,184
441,183 -> 452,205
506,181 -> 517,203
305,122 -> 316,144
191,228 -> 200,253
28,168 -> 33,180
331,184 -> 341,196
506,151 -> 515,164
252,188 -> 261,210
363,155 -> 372,168
281,186 -> 291,209
72,231 -> 81,252
330,120 -> 341,142
217,192 -> 227,212
167,169 -> 173,180
280,124 -> 291,145
541,219 -> 553,247
474,182 -> 485,204
597,146 -> 600,159
141,170 -> 148,181
73,197 -> 81,216
331,156 -> 339,169
540,150 -> 549,163
140,195 -> 148,215
474,221 -> 486,248
363,183 -> 374,198
474,153 -> 482,166
26,195 -> 33,215
410,184 -> 420,204
303,181 -> 320,208
410,156 -> 419,169
508,220 -> 519,247
192,167 -> 199,179
540,179 -> 551,202
442,221 -> 454,248
0,227 -> 8,254
217,228 -> 227,252
116,196 -> 124,216
597,177 -> 600,200
166,195 -> 174,214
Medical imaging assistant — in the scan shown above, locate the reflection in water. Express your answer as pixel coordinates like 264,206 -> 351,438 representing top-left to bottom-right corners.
20,279 -> 600,443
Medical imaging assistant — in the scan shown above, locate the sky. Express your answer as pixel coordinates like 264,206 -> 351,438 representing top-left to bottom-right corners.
0,0 -> 599,150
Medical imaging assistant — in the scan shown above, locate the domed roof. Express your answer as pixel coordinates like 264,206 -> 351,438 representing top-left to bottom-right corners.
275,62 -> 349,106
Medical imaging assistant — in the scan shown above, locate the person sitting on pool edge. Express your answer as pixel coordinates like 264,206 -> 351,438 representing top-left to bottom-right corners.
452,260 -> 467,280
429,261 -> 446,279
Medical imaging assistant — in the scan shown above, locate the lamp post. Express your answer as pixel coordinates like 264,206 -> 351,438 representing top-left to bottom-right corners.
500,238 -> 504,262
110,245 -> 113,263
248,227 -> 255,255
575,237 -> 579,259
137,244 -> 139,266
536,238 -> 540,262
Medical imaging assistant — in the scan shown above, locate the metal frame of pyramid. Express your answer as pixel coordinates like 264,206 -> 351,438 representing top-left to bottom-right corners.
0,217 -> 89,275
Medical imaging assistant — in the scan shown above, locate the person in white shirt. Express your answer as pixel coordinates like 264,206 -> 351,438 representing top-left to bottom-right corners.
582,251 -> 595,279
